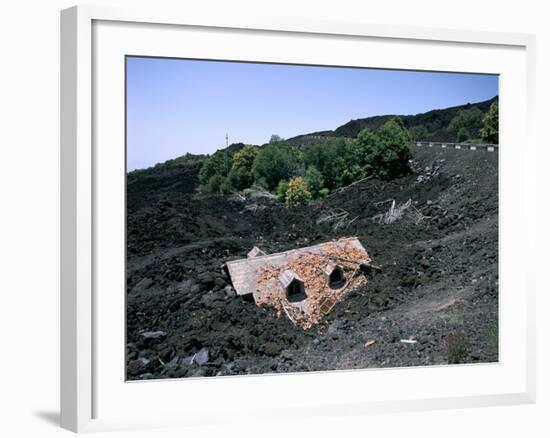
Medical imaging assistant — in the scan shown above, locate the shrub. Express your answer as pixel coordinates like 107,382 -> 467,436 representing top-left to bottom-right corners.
285,177 -> 311,208
206,174 -> 225,193
304,166 -> 325,198
275,179 -> 289,202
227,165 -> 253,191
480,101 -> 499,144
446,330 -> 470,364
219,178 -> 233,195
356,118 -> 412,180
252,142 -> 303,190
254,177 -> 268,189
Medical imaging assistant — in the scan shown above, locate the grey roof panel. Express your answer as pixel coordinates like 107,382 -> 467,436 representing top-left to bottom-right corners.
226,238 -> 367,296
279,269 -> 303,289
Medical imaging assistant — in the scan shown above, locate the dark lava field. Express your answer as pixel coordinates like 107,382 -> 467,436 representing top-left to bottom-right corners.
126,145 -> 498,380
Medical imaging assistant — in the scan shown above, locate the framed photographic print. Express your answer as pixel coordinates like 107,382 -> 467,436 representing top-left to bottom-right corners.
61,4 -> 536,432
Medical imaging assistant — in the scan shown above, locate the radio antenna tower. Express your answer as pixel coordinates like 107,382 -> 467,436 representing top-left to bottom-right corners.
225,133 -> 229,148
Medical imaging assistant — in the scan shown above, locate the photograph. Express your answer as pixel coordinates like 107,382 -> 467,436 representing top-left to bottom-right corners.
125,57 -> 499,380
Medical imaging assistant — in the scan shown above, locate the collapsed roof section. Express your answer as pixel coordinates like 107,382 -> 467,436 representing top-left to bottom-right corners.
226,237 -> 375,329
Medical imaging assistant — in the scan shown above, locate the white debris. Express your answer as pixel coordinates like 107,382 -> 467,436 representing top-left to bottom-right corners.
400,339 -> 417,344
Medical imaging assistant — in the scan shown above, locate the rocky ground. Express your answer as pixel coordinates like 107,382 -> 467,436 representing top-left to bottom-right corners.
126,145 -> 498,380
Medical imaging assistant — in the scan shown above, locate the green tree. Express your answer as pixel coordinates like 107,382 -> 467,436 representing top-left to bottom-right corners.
198,151 -> 233,188
480,101 -> 499,144
356,118 -> 412,180
269,134 -> 284,144
227,145 -> 258,190
304,166 -> 325,198
285,177 -> 311,208
232,145 -> 258,172
447,107 -> 484,143
226,166 -> 251,191
303,139 -> 360,190
252,142 -> 303,190
339,164 -> 363,187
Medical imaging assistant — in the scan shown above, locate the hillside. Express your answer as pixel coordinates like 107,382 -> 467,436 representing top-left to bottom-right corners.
287,96 -> 497,146
126,144 -> 498,379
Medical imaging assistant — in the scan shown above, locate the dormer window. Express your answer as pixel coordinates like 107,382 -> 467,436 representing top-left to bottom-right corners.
323,263 -> 345,289
279,269 -> 306,302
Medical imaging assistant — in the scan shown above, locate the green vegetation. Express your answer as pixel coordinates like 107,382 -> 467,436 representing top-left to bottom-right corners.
251,141 -> 304,191
198,149 -> 233,190
206,173 -> 225,193
302,139 -> 348,190
269,134 -> 284,143
356,118 -> 412,180
408,125 -> 429,141
189,97 -> 497,203
447,107 -> 484,143
480,101 -> 499,144
302,138 -> 365,190
197,118 -> 411,204
446,331 -> 470,364
304,166 -> 325,198
226,145 -> 258,190
275,179 -> 289,202
285,177 -> 312,207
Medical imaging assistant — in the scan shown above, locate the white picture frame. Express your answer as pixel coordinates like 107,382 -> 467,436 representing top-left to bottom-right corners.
60,4 -> 537,433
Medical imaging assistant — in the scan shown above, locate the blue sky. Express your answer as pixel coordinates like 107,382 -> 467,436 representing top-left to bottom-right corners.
126,57 -> 498,171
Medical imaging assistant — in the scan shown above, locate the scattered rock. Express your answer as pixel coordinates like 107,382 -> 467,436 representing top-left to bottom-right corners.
164,356 -> 180,369
132,277 -> 153,293
264,342 -> 283,357
195,348 -> 209,366
127,358 -> 148,376
180,355 -> 195,365
176,279 -> 194,293
140,373 -> 156,380
223,285 -> 236,297
197,272 -> 216,288
191,368 -> 207,378
214,277 -> 226,288
159,346 -> 174,363
280,350 -> 293,361
140,331 -> 167,347
201,292 -> 223,308
141,331 -> 167,341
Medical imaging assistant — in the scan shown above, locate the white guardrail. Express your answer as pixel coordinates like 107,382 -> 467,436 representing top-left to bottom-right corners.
413,141 -> 498,152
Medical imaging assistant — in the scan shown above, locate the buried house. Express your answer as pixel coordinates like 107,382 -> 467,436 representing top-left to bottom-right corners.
226,237 -> 378,329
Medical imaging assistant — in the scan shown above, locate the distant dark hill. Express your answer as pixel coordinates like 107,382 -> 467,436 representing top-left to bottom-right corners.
288,96 -> 497,145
